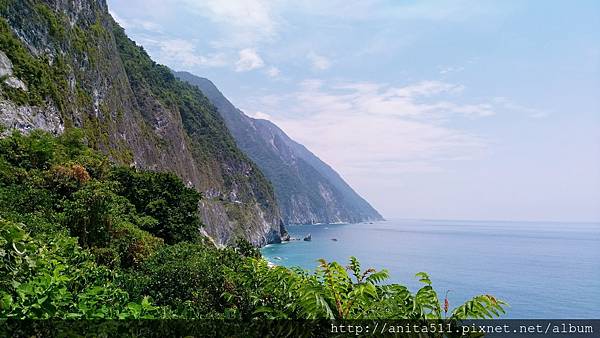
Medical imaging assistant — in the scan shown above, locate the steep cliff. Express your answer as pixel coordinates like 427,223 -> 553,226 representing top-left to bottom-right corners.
175,72 -> 384,225
0,0 -> 285,246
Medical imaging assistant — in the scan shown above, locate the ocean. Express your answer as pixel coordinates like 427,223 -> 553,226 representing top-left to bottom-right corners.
261,219 -> 600,318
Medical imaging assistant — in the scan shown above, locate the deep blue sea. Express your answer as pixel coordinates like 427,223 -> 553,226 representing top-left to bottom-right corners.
261,219 -> 600,318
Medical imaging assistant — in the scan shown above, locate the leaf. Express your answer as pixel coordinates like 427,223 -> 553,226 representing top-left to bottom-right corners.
0,293 -> 13,310
415,272 -> 432,285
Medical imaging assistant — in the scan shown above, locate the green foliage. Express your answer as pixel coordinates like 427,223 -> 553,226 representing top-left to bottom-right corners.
0,129 -> 56,170
0,16 -> 69,107
110,221 -> 163,268
236,257 -> 507,321
108,167 -> 202,244
0,131 -> 506,322
34,3 -> 66,40
0,219 -> 163,319
112,24 -> 279,215
112,23 -> 239,160
234,237 -> 261,258
0,131 -> 188,318
124,242 -> 239,318
64,181 -> 116,248
0,129 -> 107,176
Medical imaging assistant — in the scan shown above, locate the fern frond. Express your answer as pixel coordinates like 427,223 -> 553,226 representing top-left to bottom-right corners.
450,294 -> 508,319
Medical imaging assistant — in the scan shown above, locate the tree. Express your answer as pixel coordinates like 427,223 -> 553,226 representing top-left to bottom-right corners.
63,181 -> 116,248
109,167 -> 202,244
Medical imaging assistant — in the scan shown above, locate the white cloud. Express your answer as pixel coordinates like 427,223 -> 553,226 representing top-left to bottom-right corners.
387,80 -> 465,98
307,52 -> 332,70
439,66 -> 465,75
139,37 -> 228,67
135,20 -> 162,32
235,48 -> 265,72
248,80 -> 494,178
435,102 -> 495,117
109,9 -> 129,28
492,97 -> 548,118
248,111 -> 272,120
299,79 -> 324,90
382,0 -> 506,23
180,0 -> 279,47
266,66 -> 281,77
285,0 -> 502,23
109,9 -> 162,33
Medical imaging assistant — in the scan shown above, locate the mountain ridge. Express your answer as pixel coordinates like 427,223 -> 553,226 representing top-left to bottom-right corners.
175,71 -> 384,225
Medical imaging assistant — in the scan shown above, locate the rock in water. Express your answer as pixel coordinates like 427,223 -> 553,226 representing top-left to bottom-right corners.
303,234 -> 312,241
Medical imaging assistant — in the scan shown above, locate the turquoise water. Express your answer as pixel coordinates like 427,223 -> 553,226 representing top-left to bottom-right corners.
261,219 -> 600,318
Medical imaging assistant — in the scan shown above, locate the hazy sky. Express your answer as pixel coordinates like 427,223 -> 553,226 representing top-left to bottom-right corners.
107,0 -> 600,222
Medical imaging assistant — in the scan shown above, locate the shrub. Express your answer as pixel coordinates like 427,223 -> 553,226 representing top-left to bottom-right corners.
46,163 -> 90,197
63,181 -> 116,248
109,167 -> 203,244
90,247 -> 120,268
0,218 -> 170,319
110,221 -> 163,268
234,238 -> 261,258
0,130 -> 57,170
131,242 -> 246,318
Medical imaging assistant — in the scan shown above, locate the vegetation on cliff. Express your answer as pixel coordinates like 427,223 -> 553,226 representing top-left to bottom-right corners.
0,131 -> 506,321
0,0 -> 283,245
112,26 -> 278,222
175,72 -> 384,225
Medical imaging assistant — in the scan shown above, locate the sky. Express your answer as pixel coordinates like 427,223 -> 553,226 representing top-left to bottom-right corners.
107,0 -> 600,222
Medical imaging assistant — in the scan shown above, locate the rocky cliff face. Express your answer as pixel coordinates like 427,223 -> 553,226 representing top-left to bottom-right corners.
0,0 -> 285,246
175,72 -> 384,225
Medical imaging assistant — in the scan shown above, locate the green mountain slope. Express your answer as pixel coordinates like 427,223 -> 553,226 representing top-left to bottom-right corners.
0,0 -> 285,245
175,72 -> 383,224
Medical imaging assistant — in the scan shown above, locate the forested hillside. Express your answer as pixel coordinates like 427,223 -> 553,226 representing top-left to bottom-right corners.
0,0 -> 284,246
0,131 -> 505,322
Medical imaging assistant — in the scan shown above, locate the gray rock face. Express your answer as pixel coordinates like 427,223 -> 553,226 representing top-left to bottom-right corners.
0,0 -> 285,246
175,71 -> 384,225
0,50 -> 12,77
0,50 -> 28,91
0,100 -> 64,135
3,76 -> 27,91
